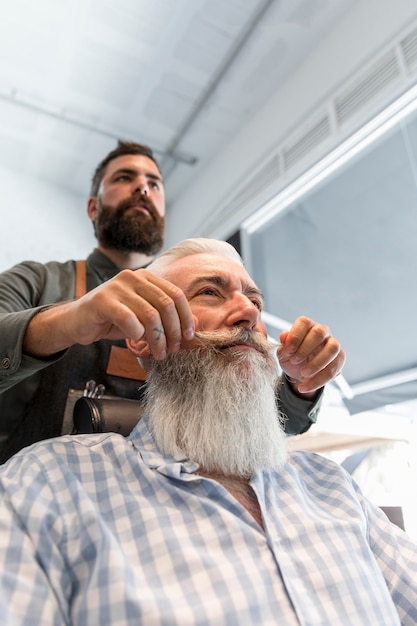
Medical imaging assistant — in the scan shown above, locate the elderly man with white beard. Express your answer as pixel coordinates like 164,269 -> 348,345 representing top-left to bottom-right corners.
0,238 -> 416,626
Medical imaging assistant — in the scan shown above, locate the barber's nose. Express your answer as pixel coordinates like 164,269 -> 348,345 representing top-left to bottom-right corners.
134,179 -> 149,196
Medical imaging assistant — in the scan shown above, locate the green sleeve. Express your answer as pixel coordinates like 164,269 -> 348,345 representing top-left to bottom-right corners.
276,375 -> 323,436
0,260 -> 75,392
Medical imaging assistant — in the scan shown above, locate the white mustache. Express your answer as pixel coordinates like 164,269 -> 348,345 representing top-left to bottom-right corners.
193,328 -> 277,358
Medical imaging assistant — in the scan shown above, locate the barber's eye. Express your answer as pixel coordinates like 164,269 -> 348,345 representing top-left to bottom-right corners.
251,299 -> 263,310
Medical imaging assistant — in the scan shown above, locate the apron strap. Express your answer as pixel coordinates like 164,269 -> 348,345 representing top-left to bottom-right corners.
75,260 -> 87,299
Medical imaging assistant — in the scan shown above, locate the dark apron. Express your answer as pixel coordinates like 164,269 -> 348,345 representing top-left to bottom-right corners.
0,339 -> 146,463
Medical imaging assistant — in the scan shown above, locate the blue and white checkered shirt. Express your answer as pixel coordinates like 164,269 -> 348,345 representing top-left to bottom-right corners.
0,415 -> 416,625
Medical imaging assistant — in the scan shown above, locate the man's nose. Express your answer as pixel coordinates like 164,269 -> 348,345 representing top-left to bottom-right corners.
227,295 -> 260,329
134,179 -> 149,196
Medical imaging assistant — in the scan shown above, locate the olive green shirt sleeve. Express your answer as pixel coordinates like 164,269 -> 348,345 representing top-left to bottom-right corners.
277,375 -> 324,435
0,260 -> 75,393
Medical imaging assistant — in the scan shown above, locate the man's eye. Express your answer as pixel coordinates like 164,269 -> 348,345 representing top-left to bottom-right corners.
251,299 -> 263,311
199,288 -> 217,296
115,175 -> 131,182
150,181 -> 160,190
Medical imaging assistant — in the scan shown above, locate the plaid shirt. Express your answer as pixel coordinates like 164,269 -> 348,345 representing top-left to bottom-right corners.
0,416 -> 416,625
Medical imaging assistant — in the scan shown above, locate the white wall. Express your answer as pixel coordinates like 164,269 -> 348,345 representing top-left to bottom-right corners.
0,164 -> 96,271
166,0 -> 417,246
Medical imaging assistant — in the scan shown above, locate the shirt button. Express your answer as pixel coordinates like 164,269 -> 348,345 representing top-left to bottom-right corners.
1,357 -> 11,369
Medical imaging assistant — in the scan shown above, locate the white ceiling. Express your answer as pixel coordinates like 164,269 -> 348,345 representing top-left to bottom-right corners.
0,0 -> 359,204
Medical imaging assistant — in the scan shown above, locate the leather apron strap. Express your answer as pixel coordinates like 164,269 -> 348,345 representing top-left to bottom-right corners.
75,260 -> 87,299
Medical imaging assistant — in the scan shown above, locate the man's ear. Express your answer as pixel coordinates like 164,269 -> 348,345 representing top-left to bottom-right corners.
87,196 -> 98,221
126,337 -> 152,372
126,337 -> 151,359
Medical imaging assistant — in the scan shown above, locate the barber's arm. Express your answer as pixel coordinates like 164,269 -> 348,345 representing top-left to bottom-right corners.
0,262 -> 195,394
275,316 -> 345,435
0,308 -> 65,393
0,260 -> 73,393
22,268 -> 195,362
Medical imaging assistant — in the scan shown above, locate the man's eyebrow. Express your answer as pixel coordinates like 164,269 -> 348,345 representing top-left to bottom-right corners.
186,275 -> 227,293
111,167 -> 163,183
186,275 -> 264,301
246,284 -> 265,301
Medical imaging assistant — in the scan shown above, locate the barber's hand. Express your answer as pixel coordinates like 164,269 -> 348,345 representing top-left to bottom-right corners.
276,316 -> 345,397
24,269 -> 195,360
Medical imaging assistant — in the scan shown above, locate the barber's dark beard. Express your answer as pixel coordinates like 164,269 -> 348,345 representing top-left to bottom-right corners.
95,194 -> 164,255
145,328 -> 287,477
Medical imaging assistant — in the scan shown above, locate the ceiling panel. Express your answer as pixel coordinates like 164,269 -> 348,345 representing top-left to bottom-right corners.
0,0 -> 358,198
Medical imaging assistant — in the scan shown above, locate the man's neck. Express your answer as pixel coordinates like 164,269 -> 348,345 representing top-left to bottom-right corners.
97,244 -> 154,270
199,470 -> 264,529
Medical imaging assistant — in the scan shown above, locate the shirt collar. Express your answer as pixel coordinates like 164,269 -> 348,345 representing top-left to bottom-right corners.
87,248 -> 153,281
127,416 -> 200,479
86,248 -> 121,282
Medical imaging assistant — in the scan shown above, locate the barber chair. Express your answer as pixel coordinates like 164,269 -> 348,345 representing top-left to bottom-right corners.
73,396 -> 145,436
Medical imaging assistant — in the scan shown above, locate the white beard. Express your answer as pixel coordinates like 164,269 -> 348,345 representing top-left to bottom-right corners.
144,328 -> 288,477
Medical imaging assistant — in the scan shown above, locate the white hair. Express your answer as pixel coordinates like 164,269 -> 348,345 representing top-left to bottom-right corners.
147,238 -> 243,278
146,336 -> 287,477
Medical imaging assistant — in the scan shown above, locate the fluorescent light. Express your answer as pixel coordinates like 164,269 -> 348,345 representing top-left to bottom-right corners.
350,367 -> 417,396
243,82 -> 417,234
261,310 -> 292,331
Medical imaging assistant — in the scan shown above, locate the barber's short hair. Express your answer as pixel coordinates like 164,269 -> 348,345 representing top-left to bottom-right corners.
148,238 -> 243,278
90,140 -> 160,196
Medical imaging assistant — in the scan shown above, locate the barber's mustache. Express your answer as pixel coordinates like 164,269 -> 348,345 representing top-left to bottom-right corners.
193,327 -> 277,358
119,193 -> 159,221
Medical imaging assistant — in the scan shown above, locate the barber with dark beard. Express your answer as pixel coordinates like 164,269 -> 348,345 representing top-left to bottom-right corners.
0,141 -> 344,463
0,140 -> 183,462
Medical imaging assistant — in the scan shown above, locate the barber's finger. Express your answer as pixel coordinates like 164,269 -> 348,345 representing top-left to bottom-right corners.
95,269 -> 193,356
74,298 -> 147,346
73,270 -> 195,355
158,282 -> 195,347
132,271 -> 195,346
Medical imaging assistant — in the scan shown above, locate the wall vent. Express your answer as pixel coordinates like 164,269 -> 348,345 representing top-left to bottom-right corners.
221,153 -> 281,215
283,114 -> 331,171
209,18 -> 417,241
335,49 -> 401,125
400,27 -> 417,72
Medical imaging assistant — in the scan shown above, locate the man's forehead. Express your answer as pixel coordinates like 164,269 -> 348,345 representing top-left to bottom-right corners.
105,154 -> 162,178
165,253 -> 255,288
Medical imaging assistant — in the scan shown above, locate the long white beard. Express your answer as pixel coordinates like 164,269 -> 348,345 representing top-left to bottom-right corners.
144,328 -> 288,477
